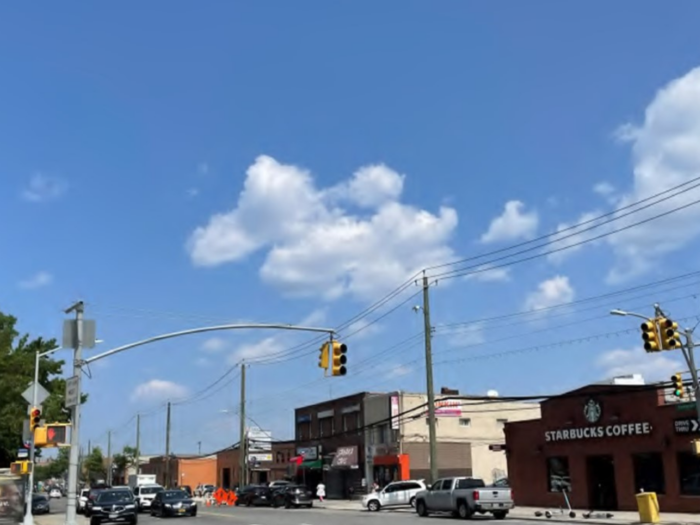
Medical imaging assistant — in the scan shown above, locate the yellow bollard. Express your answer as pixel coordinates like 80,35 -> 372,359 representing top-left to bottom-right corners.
635,492 -> 660,523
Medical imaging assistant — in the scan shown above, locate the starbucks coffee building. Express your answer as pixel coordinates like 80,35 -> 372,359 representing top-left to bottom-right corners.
504,383 -> 700,512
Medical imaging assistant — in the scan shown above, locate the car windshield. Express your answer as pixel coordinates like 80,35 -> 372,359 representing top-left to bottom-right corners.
140,487 -> 163,495
163,491 -> 187,501
33,495 -> 48,501
96,491 -> 133,504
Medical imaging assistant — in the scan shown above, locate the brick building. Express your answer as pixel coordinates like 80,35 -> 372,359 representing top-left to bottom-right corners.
141,454 -> 217,489
505,382 -> 700,512
216,441 -> 296,489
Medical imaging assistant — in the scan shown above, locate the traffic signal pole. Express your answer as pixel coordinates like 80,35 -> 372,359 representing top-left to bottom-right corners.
65,301 -> 84,525
421,273 -> 439,484
239,363 -> 247,487
680,329 -> 700,424
23,351 -> 41,525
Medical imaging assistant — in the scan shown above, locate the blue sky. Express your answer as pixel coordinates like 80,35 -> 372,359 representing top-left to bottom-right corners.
3,2 -> 700,458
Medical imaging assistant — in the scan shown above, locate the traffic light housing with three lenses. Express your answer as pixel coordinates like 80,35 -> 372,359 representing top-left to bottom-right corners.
671,373 -> 684,398
30,407 -> 41,432
331,341 -> 347,376
640,319 -> 660,352
659,318 -> 682,350
318,342 -> 329,371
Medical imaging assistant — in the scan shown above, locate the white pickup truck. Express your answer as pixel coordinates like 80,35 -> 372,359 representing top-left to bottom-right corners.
414,476 -> 513,519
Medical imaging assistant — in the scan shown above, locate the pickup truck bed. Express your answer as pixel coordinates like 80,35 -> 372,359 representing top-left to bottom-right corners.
415,476 -> 513,519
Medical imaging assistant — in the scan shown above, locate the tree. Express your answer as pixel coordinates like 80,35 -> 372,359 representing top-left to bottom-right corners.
34,447 -> 70,481
83,447 -> 106,482
112,445 -> 138,485
0,311 -> 88,467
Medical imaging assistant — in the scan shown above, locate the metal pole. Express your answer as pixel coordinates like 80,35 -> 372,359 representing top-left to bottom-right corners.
197,442 -> 201,456
165,402 -> 171,488
239,363 -> 246,487
23,351 -> 41,525
65,301 -> 84,525
421,273 -> 438,484
106,431 -> 112,486
682,330 -> 700,421
135,414 -> 141,475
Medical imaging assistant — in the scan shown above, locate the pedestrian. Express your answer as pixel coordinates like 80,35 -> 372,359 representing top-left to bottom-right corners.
316,482 -> 326,502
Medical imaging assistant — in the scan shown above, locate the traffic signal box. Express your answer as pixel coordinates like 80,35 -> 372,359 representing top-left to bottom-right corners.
640,319 -> 660,352
318,342 -> 329,371
34,424 -> 69,448
30,407 -> 41,432
10,461 -> 32,475
671,373 -> 684,398
331,341 -> 348,376
659,318 -> 682,350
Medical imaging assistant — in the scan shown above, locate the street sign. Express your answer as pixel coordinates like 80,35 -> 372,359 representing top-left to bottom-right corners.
489,444 -> 507,452
62,319 -> 97,349
17,449 -> 28,459
22,382 -> 50,406
674,418 -> 700,434
65,376 -> 80,408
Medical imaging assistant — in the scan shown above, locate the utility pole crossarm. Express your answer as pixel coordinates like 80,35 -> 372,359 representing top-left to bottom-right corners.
84,324 -> 336,365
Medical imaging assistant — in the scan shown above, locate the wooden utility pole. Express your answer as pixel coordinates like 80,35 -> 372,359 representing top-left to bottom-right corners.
239,363 -> 247,487
107,430 -> 112,485
422,273 -> 438,483
135,414 -> 141,475
165,402 -> 171,487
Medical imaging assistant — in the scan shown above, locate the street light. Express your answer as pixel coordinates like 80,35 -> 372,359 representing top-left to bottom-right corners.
609,309 -> 649,321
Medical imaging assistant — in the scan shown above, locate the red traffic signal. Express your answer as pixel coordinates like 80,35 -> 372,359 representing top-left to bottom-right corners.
30,407 -> 41,431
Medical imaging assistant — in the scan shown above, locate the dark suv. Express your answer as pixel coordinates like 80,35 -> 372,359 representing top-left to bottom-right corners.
88,488 -> 137,525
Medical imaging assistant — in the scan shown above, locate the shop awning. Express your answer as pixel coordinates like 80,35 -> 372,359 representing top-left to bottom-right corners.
298,459 -> 322,470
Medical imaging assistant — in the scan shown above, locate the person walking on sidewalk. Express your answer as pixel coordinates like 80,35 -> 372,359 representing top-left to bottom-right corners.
316,482 -> 326,503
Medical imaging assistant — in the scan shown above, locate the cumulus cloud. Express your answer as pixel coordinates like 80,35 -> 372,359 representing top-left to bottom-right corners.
546,211 -> 605,264
21,174 -> 67,202
593,182 -> 616,197
524,275 -> 575,311
480,200 -> 538,244
597,347 -> 683,381
131,379 -> 188,402
229,337 -> 283,364
18,271 -> 53,290
187,155 -> 458,301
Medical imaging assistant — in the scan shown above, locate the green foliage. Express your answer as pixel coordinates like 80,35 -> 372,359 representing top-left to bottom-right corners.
0,311 -> 88,467
83,446 -> 106,482
34,447 -> 70,481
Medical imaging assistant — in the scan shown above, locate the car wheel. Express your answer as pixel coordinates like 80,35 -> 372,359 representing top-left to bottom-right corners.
458,501 -> 471,519
284,499 -> 291,509
410,496 -> 416,508
368,500 -> 381,512
191,509 -> 197,517
416,500 -> 428,517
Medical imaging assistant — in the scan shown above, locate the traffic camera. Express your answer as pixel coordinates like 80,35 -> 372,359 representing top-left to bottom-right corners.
640,319 -> 660,352
331,341 -> 347,376
318,342 -> 329,371
659,318 -> 681,350
30,407 -> 41,432
671,373 -> 684,398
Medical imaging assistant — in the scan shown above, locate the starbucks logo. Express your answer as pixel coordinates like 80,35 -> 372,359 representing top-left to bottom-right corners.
584,399 -> 602,424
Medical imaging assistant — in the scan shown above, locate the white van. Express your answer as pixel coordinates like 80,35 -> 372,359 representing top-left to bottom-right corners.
362,480 -> 427,511
133,484 -> 164,511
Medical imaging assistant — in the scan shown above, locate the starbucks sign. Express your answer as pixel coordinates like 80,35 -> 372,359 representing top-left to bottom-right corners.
545,421 -> 653,442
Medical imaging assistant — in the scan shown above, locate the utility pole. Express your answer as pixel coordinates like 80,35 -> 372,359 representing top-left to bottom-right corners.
197,441 -> 201,456
239,362 -> 247,487
135,414 -> 141,475
681,329 -> 700,421
88,440 -> 92,455
65,300 -> 84,525
165,402 -> 171,488
106,431 -> 112,485
421,273 -> 439,484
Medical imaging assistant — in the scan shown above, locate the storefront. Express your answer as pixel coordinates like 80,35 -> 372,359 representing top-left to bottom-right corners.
505,384 -> 700,512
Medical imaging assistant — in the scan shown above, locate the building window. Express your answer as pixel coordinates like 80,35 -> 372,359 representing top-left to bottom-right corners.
459,418 -> 472,427
547,457 -> 571,492
319,417 -> 332,437
678,452 -> 700,496
633,453 -> 665,494
297,421 -> 310,440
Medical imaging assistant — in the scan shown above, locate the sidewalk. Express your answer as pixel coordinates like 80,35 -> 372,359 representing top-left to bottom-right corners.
316,500 -> 700,525
35,514 -> 65,525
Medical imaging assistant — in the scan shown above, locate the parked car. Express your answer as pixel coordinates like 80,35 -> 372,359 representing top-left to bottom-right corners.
150,490 -> 197,518
49,488 -> 62,499
85,487 -> 110,517
195,484 -> 215,497
77,488 -> 90,514
238,485 -> 272,507
268,480 -> 291,489
88,488 -> 137,525
234,485 -> 261,506
132,484 -> 163,512
271,484 -> 313,509
180,485 -> 193,497
25,494 -> 50,515
363,480 -> 426,511
414,476 -> 513,519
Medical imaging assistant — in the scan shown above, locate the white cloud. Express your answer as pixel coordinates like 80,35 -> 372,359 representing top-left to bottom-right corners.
524,275 -> 575,311
201,337 -> 227,353
229,336 -> 284,364
298,308 -> 328,327
480,200 -> 538,244
187,155 -> 458,301
18,271 -> 53,290
464,264 -> 511,282
131,379 -> 188,402
593,182 -> 615,197
596,347 -> 683,381
21,174 -> 67,202
606,67 -> 700,282
546,211 -> 605,264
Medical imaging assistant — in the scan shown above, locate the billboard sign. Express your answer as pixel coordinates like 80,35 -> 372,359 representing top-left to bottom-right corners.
435,399 -> 462,417
247,428 -> 272,451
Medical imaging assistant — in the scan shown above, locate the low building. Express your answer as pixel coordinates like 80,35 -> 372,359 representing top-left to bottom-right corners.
216,441 -> 296,489
141,454 -> 217,489
364,391 -> 540,486
505,380 -> 700,512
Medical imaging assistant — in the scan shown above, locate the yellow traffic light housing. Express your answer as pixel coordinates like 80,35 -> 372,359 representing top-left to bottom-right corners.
10,461 -> 31,475
34,424 -> 70,448
671,373 -> 684,398
331,341 -> 347,376
318,342 -> 329,371
29,407 -> 41,432
659,318 -> 681,350
640,319 -> 660,352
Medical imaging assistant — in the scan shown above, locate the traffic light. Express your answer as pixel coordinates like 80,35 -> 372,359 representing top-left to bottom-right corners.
34,424 -> 69,448
331,341 -> 347,376
30,407 -> 41,432
659,318 -> 681,350
318,342 -> 329,371
640,319 -> 660,352
10,461 -> 31,475
671,373 -> 684,398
